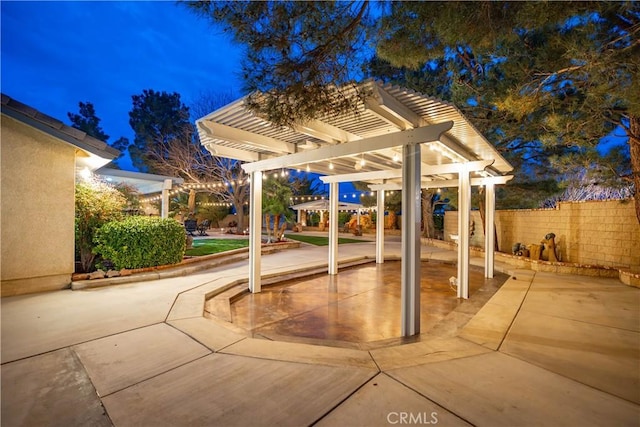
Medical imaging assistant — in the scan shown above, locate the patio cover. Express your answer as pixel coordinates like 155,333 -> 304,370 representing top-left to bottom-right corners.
196,79 -> 513,337
289,199 -> 363,212
290,198 -> 365,226
96,168 -> 184,218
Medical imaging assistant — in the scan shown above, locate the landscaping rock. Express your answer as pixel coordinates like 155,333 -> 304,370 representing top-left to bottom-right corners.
120,269 -> 132,277
88,269 -> 106,280
106,270 -> 121,278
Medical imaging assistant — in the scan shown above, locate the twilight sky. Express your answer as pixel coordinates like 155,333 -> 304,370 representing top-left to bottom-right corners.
1,1 -> 244,171
2,1 -> 627,176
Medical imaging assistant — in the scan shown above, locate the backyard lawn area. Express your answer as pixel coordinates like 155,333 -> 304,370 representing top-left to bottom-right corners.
185,238 -> 249,256
283,234 -> 369,246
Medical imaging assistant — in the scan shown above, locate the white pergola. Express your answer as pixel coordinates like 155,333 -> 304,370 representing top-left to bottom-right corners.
96,168 -> 184,218
289,199 -> 365,226
196,80 -> 513,337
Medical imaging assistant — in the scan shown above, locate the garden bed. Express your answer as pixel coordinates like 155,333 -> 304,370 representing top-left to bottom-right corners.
70,241 -> 300,289
421,237 -> 638,287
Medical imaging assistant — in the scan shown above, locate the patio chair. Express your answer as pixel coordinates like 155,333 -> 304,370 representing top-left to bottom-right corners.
184,219 -> 197,236
197,219 -> 210,236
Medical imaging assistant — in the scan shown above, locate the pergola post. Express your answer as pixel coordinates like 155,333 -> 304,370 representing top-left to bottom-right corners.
401,143 -> 421,337
328,182 -> 339,275
161,179 -> 172,219
376,188 -> 385,264
457,164 -> 471,299
249,170 -> 262,293
484,181 -> 496,278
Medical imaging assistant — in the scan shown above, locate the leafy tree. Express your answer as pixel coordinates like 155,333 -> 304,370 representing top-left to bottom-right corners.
288,171 -> 323,197
421,189 -> 440,239
262,173 -> 294,242
75,177 -> 127,272
190,90 -> 251,230
127,89 -> 252,229
197,199 -> 232,228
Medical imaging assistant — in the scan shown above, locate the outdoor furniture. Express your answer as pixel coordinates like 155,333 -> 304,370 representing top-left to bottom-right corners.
184,219 -> 197,236
197,219 -> 210,236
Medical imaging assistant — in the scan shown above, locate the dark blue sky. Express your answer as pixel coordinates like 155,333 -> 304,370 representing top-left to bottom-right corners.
1,1 -> 243,170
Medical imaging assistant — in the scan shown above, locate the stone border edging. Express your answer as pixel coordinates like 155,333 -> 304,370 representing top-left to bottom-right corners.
70,242 -> 301,291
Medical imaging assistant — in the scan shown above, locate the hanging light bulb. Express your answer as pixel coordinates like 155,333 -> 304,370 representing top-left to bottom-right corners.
360,154 -> 366,167
329,161 -> 334,170
392,153 -> 400,162
306,164 -> 311,172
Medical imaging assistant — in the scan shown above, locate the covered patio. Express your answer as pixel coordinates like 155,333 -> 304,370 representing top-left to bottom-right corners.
196,79 -> 513,337
96,167 -> 184,218
289,198 -> 365,228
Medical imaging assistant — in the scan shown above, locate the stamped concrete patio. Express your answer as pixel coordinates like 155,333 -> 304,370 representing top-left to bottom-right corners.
1,236 -> 639,426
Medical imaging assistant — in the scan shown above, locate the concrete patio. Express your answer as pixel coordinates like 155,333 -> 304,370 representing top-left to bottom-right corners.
1,237 -> 638,426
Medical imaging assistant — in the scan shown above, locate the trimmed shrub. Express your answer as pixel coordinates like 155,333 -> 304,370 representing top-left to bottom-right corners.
94,216 -> 186,269
75,178 -> 127,272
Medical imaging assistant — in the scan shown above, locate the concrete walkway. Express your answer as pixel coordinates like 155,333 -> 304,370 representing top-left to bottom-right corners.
1,239 -> 638,426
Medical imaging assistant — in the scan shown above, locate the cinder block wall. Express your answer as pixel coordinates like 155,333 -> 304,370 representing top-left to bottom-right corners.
444,200 -> 640,270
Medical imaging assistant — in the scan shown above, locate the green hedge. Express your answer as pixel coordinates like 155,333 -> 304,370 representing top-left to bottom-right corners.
94,216 -> 186,269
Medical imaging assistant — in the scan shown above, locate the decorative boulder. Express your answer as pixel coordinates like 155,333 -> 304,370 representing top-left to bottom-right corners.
106,269 -> 121,278
88,269 -> 106,280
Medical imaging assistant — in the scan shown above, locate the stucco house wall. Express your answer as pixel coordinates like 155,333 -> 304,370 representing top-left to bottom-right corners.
1,94 -> 118,296
1,116 -> 77,295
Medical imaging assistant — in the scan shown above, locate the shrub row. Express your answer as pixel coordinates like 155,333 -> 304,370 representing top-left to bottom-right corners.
94,216 -> 186,270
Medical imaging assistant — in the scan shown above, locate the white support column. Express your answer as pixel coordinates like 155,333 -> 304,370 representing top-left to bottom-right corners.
401,143 -> 421,337
376,188 -> 385,263
161,179 -> 172,219
457,164 -> 471,299
297,209 -> 301,224
328,182 -> 339,275
249,171 -> 262,293
484,182 -> 496,278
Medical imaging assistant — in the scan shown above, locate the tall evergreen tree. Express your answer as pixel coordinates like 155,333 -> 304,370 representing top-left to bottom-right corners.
68,101 -> 127,168
68,101 -> 110,141
187,1 -> 639,220
128,89 -> 194,173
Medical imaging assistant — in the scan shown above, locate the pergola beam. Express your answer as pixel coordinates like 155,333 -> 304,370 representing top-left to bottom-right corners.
369,175 -> 514,191
322,160 -> 494,184
292,119 -> 362,144
200,121 -> 295,154
242,121 -> 454,173
364,85 -> 422,131
201,140 -> 261,162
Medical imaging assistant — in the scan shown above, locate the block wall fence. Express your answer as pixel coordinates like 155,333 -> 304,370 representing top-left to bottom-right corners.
444,199 -> 639,271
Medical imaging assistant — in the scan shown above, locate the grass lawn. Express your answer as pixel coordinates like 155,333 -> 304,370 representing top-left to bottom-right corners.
284,234 -> 369,246
185,238 -> 249,256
